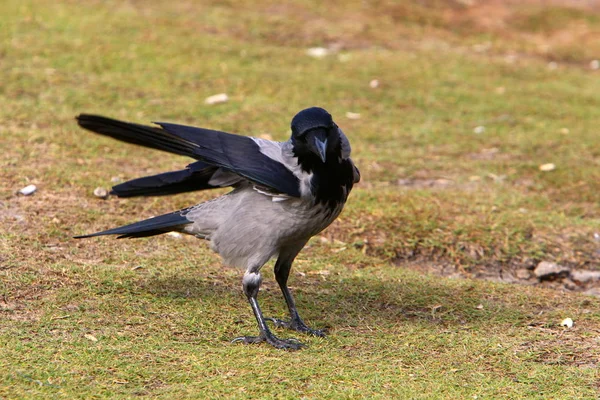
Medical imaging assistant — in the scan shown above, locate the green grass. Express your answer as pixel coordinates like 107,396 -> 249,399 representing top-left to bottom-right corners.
2,0 -> 600,398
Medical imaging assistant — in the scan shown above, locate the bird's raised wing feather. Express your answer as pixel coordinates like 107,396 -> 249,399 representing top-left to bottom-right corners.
156,122 -> 301,197
77,114 -> 302,197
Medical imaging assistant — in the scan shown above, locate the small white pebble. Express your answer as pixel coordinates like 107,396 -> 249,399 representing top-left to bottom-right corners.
18,184 -> 37,196
560,318 -> 573,328
345,112 -> 361,120
594,232 -> 600,241
476,304 -> 484,310
84,333 -> 98,342
318,236 -> 330,243
306,47 -> 329,59
539,163 -> 556,172
167,231 -> 182,239
473,126 -> 485,134
472,42 -> 491,53
204,93 -> 228,105
369,79 -> 379,88
590,60 -> 599,70
93,187 -> 109,199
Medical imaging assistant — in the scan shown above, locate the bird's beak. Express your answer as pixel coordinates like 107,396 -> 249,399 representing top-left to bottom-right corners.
309,130 -> 328,163
314,137 -> 327,163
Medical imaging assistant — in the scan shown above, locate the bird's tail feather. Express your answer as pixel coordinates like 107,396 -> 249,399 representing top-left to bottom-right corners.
76,114 -> 198,158
74,208 -> 192,239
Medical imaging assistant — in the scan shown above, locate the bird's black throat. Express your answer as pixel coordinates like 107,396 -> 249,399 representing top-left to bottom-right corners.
296,152 -> 355,210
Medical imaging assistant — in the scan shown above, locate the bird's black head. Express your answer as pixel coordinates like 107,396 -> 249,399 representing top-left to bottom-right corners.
290,107 -> 337,165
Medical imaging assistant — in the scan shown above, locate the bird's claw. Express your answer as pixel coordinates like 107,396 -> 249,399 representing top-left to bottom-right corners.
265,317 -> 327,337
232,333 -> 305,350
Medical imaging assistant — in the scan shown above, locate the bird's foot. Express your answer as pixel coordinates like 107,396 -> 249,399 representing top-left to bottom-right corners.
265,317 -> 327,337
232,332 -> 306,350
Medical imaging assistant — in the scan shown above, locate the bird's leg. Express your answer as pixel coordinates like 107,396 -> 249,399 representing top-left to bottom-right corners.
232,268 -> 305,350
267,255 -> 326,337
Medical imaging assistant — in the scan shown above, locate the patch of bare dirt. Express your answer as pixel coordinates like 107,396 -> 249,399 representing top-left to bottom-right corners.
397,257 -> 600,298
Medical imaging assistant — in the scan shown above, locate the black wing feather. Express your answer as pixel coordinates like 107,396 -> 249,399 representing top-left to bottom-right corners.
156,122 -> 301,197
77,115 -> 301,197
111,161 -> 220,198
77,114 -> 197,158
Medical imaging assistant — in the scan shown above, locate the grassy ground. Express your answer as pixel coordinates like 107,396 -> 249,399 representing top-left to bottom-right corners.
2,0 -> 600,398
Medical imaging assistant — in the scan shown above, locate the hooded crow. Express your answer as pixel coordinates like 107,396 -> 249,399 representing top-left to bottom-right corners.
75,107 -> 360,349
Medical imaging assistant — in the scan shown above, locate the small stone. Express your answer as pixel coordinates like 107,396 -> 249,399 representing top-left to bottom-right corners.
84,333 -> 98,342
345,112 -> 361,120
539,163 -> 555,172
308,270 -> 330,276
306,47 -> 330,59
476,304 -> 484,310
560,318 -> 573,328
93,187 -> 109,199
204,93 -> 228,105
515,269 -> 531,280
472,42 -> 491,53
167,231 -> 182,239
18,184 -> 37,196
534,261 -> 570,280
563,278 -> 578,291
584,287 -> 600,297
590,60 -> 599,70
571,270 -> 600,283
487,173 -> 506,183
369,79 -> 379,88
473,126 -> 485,134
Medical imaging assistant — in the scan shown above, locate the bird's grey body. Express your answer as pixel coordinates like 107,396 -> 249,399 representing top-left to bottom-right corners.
183,186 -> 342,270
75,107 -> 359,349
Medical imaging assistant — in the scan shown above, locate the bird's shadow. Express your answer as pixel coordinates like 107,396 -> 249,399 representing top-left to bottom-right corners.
139,268 -> 526,332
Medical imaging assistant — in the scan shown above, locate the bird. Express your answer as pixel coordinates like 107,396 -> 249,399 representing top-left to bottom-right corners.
75,107 -> 360,350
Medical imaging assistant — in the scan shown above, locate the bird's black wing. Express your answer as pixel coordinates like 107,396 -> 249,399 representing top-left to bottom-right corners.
77,115 -> 301,197
156,122 -> 301,197
77,114 -> 195,158
111,161 -> 222,198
